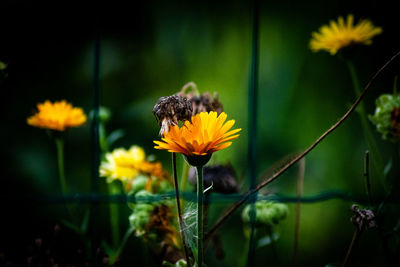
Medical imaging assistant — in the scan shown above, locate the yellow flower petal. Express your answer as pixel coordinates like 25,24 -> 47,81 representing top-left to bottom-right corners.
310,14 -> 382,55
154,111 -> 240,157
27,100 -> 86,131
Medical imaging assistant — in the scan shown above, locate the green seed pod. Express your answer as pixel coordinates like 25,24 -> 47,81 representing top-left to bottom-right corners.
242,200 -> 289,227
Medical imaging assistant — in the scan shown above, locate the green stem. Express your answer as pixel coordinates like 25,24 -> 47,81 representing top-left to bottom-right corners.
196,166 -> 204,267
108,182 -> 121,248
346,60 -> 385,178
55,137 -> 75,219
55,137 -> 68,197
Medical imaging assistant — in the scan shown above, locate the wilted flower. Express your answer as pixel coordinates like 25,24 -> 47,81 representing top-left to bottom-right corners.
369,93 -> 400,141
310,14 -> 382,55
153,95 -> 193,135
177,82 -> 224,116
154,111 -> 241,166
27,100 -> 86,131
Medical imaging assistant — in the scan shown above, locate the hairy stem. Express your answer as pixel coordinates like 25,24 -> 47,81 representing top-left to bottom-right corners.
196,166 -> 204,267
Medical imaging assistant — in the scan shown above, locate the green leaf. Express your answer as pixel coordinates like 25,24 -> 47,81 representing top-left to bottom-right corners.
61,219 -> 81,234
107,129 -> 126,147
80,209 -> 90,233
384,159 -> 393,178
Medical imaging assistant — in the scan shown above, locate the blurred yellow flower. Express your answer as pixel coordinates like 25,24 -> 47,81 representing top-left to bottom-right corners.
100,146 -> 146,182
310,14 -> 382,55
27,100 -> 86,131
100,145 -> 167,185
154,111 -> 241,157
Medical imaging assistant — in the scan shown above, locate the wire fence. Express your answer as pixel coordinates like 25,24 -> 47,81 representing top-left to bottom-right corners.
2,191 -> 399,205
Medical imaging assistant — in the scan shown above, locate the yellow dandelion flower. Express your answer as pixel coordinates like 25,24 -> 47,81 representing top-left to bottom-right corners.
27,100 -> 86,131
310,14 -> 382,55
100,146 -> 146,182
154,111 -> 241,165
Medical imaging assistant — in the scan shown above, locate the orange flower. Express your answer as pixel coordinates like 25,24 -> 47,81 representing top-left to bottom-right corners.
27,100 -> 86,131
154,111 -> 241,157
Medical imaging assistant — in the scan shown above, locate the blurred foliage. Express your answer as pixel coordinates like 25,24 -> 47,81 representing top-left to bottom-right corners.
1,0 -> 400,266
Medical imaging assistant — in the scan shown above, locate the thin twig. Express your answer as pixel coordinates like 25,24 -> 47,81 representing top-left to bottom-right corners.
342,229 -> 361,267
292,158 -> 305,267
205,50 -> 400,242
172,153 -> 191,266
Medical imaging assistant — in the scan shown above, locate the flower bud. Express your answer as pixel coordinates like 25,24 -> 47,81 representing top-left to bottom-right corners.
242,200 -> 289,227
369,93 -> 400,141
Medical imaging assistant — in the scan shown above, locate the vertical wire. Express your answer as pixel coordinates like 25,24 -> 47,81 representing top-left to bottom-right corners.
90,31 -> 101,258
247,0 -> 259,265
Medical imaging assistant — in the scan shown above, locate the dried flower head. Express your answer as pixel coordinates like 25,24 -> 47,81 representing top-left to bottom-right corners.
369,93 -> 400,141
189,164 -> 238,194
27,100 -> 86,131
153,95 -> 193,135
310,14 -> 382,55
351,204 -> 377,231
178,82 -> 224,115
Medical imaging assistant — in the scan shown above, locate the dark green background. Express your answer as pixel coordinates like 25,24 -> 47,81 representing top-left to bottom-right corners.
1,0 -> 399,266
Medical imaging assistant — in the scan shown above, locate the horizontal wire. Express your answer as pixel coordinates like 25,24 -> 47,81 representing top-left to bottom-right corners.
1,191 -> 399,205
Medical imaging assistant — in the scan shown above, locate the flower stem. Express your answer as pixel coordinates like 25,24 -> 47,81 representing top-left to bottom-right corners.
346,60 -> 385,178
196,166 -> 204,267
108,182 -> 121,248
172,153 -> 191,266
55,137 -> 74,218
55,137 -> 68,197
